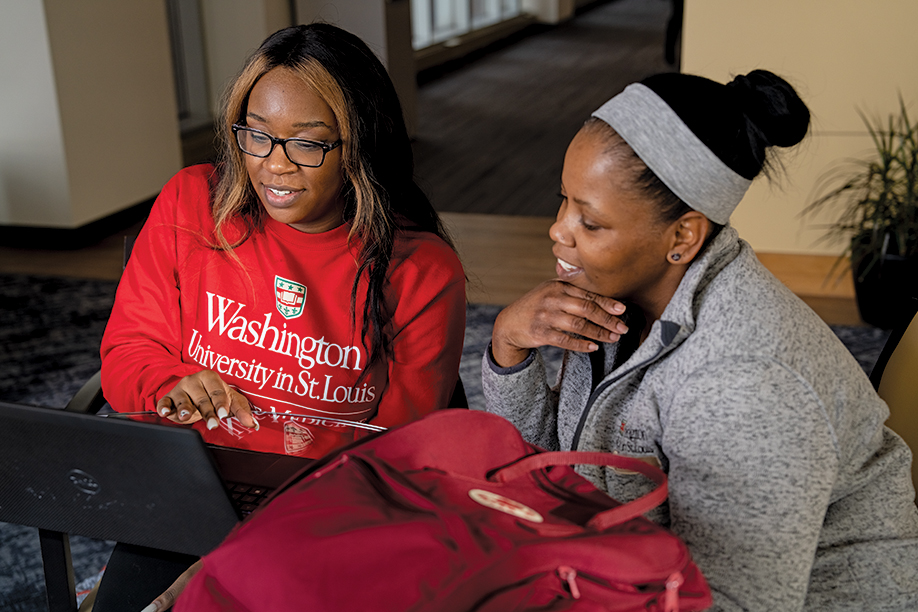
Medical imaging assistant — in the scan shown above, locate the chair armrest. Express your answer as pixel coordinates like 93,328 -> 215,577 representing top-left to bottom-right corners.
448,376 -> 468,409
64,371 -> 106,414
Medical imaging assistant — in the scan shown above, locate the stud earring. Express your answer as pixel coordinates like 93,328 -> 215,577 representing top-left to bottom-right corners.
670,253 -> 681,262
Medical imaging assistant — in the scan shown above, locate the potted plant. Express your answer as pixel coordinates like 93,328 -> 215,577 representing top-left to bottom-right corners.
804,97 -> 918,329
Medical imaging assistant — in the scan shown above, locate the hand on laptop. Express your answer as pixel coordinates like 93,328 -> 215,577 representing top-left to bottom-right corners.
156,370 -> 259,431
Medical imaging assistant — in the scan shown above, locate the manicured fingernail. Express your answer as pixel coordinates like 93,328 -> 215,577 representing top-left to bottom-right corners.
253,419 -> 260,431
217,407 -> 229,420
159,407 -> 170,417
207,417 -> 219,430
139,603 -> 159,612
179,409 -> 190,419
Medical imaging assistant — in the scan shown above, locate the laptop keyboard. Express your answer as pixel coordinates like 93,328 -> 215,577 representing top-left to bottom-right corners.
226,482 -> 274,516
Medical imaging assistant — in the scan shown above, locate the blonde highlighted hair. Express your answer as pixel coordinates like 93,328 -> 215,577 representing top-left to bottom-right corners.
209,23 -> 454,374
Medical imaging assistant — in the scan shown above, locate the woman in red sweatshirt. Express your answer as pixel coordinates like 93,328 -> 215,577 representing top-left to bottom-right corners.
94,24 -> 466,611
100,24 -> 466,461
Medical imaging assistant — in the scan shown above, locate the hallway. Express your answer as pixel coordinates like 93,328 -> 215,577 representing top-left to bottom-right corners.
413,0 -> 674,216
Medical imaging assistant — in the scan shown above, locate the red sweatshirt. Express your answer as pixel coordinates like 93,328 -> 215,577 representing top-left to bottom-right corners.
101,164 -> 465,458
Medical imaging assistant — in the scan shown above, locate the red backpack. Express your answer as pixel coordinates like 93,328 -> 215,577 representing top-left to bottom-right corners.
176,409 -> 712,611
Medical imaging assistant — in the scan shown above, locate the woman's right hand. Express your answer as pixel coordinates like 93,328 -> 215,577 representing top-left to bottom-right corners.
490,279 -> 629,367
156,370 -> 258,430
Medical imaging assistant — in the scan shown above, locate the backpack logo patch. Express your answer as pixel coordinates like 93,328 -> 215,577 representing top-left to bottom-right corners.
275,276 -> 306,319
468,489 -> 543,523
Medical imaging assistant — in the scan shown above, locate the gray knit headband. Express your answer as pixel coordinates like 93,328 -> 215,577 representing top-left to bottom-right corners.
591,83 -> 751,225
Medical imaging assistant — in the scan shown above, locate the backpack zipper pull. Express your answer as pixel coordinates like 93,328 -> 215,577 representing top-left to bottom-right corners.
311,454 -> 349,480
557,566 -> 581,599
663,571 -> 684,612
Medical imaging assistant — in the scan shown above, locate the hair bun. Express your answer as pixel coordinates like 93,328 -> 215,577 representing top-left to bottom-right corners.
727,70 -> 810,148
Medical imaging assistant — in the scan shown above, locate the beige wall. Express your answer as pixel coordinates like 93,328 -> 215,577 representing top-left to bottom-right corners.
200,0 -> 293,116
295,0 -> 418,134
200,0 -> 418,133
0,1 -> 71,226
44,0 -> 182,227
682,0 -> 918,255
0,0 -> 182,228
199,0 -> 421,133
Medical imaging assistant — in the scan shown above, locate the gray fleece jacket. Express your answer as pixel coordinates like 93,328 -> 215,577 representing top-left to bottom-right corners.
483,226 -> 918,611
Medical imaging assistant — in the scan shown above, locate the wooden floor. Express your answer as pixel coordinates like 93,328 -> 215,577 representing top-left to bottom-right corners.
440,212 -> 861,325
413,0 -> 676,217
0,211 -> 860,324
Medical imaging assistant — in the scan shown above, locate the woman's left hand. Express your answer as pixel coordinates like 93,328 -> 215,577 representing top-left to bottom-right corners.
490,279 -> 628,367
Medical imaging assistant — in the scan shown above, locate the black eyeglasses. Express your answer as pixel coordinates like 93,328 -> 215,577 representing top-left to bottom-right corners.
232,124 -> 342,168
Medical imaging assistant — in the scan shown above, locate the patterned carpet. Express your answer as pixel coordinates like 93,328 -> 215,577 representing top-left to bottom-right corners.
0,273 -> 892,610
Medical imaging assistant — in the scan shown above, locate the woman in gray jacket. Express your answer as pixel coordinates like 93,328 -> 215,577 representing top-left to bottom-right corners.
483,70 -> 918,611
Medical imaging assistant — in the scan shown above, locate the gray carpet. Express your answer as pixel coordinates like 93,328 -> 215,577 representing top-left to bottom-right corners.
0,272 -> 891,611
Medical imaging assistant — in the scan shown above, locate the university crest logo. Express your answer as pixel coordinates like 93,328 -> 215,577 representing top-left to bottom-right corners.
274,275 -> 306,319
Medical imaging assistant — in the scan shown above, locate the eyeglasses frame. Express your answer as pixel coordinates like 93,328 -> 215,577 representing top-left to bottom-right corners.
231,124 -> 342,168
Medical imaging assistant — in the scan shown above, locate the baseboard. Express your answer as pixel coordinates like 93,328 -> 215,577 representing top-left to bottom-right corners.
0,198 -> 154,251
416,16 -> 543,76
755,252 -> 854,299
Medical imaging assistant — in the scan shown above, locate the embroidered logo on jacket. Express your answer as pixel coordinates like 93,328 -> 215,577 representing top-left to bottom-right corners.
275,276 -> 306,320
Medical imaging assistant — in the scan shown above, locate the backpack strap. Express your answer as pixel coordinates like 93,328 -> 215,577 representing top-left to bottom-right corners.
492,451 -> 668,529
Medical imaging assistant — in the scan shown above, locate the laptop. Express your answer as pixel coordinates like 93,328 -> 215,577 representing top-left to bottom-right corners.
0,400 -> 312,557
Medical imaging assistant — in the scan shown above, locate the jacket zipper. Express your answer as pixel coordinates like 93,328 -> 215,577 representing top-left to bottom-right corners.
569,349 -> 665,451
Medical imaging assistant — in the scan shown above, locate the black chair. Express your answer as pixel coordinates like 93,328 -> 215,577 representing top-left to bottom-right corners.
35,530 -> 84,612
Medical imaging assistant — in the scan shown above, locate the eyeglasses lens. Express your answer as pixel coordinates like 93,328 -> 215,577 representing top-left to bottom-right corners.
285,140 -> 324,167
236,128 -> 324,167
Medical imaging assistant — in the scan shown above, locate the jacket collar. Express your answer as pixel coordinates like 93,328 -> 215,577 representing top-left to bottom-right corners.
627,225 -> 743,362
